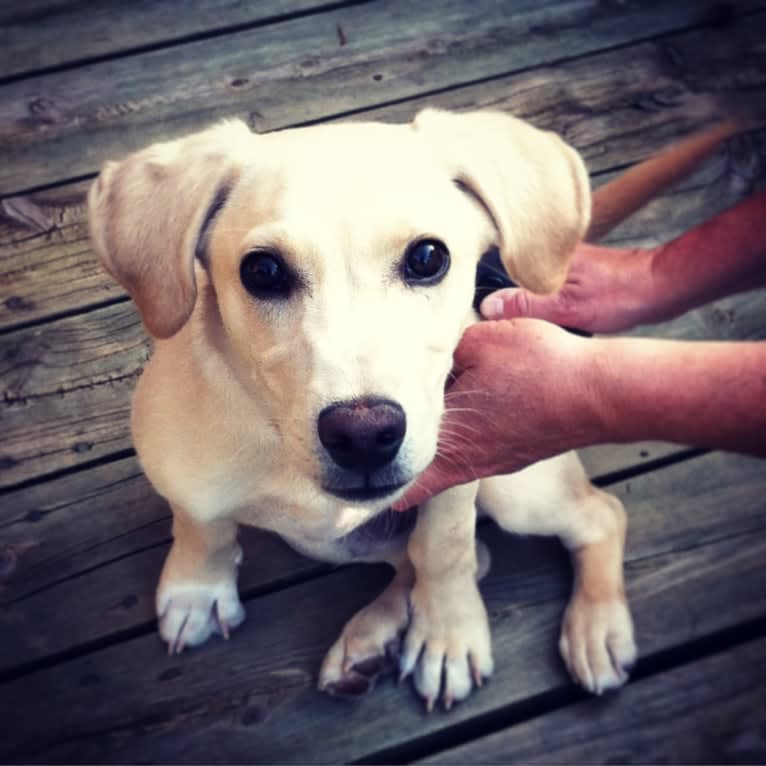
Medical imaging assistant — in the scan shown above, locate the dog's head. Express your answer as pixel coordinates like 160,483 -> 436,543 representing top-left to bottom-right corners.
89,109 -> 589,509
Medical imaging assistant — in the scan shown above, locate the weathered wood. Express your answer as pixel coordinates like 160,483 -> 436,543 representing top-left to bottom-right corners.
0,451 -> 322,591
577,441 -> 690,477
0,301 -> 147,486
0,179 -> 122,328
0,457 -> 162,606
2,0 -> 764,195
359,13 -> 766,170
2,16 -> 764,331
0,0 -> 351,80
0,528 -> 325,677
0,457 -> 326,675
418,636 -> 766,764
0,451 -> 764,763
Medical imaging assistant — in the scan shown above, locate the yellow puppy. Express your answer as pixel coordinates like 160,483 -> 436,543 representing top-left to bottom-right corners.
89,109 -> 734,710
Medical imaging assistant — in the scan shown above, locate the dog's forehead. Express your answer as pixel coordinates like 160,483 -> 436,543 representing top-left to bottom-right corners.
260,122 -> 447,201
216,120 -> 492,266
236,122 -> 469,241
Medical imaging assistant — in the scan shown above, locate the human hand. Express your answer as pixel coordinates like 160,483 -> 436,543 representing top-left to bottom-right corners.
393,319 -> 601,510
480,242 -> 657,333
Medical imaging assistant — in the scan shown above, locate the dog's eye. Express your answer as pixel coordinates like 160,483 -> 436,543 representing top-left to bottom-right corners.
402,239 -> 450,285
240,250 -> 294,299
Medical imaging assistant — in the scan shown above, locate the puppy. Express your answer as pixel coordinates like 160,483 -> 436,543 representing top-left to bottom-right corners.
88,109 -> 737,710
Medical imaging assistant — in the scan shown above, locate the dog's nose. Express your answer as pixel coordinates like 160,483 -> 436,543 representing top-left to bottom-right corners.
318,398 -> 406,473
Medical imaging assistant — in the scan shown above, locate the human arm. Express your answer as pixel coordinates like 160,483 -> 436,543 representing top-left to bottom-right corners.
393,319 -> 766,509
481,189 -> 766,332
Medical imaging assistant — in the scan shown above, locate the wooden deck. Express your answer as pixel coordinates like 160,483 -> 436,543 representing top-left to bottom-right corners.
1,1 -> 766,762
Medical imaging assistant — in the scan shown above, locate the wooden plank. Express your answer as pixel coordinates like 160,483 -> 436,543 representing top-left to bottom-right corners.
577,441 -> 689,477
1,0 -> 763,195
0,451 -> 313,609
0,302 -> 147,486
0,179 -> 121,327
0,457 -> 164,606
0,454 -> 320,604
2,16 -> 765,330
0,1 -> 348,81
358,12 -> 766,172
0,453 -> 325,674
3,154 -> 765,489
0,451 -> 764,762
417,636 -> 766,764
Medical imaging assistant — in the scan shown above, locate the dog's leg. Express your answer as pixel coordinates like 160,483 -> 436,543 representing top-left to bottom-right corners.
402,482 -> 494,711
479,452 -> 636,694
156,509 -> 244,654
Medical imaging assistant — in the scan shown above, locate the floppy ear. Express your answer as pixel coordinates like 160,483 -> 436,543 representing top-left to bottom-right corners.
412,108 -> 591,294
88,120 -> 251,339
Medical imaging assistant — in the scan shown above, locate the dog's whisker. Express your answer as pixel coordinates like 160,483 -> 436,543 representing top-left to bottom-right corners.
442,406 -> 485,419
445,410 -> 495,429
440,421 -> 484,438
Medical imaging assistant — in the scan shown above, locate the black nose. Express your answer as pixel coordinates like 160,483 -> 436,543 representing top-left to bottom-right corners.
318,398 -> 406,473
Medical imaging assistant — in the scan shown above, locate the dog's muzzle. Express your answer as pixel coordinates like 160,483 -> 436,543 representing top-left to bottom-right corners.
318,397 -> 409,502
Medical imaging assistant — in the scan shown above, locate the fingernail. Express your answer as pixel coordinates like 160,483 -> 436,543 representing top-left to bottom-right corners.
481,296 -> 504,319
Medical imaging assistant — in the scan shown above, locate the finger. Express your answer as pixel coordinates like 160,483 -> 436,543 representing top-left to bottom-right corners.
480,287 -> 566,323
392,461 -> 456,509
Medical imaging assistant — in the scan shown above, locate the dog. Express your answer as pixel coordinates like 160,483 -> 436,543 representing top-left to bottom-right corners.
88,108 -> 739,710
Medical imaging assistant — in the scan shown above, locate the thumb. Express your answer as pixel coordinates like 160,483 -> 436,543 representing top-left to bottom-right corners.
391,459 -> 461,510
480,287 -> 566,323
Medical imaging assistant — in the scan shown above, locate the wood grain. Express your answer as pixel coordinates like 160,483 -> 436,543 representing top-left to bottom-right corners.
0,179 -> 121,328
0,0 -> 351,80
1,0 -> 763,195
0,451 -> 764,762
418,635 -> 766,764
0,301 -> 147,486
2,15 -> 764,331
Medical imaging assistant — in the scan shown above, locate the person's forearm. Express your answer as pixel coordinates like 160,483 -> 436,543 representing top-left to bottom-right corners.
645,190 -> 766,324
586,337 -> 766,456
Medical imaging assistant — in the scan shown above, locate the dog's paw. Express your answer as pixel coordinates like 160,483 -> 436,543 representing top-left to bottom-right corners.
318,579 -> 410,698
400,578 -> 493,711
559,594 -> 636,695
156,579 -> 245,655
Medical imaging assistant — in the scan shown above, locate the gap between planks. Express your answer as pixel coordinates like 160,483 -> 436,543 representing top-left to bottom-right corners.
0,0 -> 376,86
364,618 -> 766,764
2,0 -> 765,196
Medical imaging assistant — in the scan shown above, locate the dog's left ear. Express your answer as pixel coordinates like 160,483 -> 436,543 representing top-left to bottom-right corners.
88,120 -> 249,339
413,108 -> 591,294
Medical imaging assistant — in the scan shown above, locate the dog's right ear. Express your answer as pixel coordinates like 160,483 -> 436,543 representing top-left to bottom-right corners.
88,120 -> 250,339
413,109 -> 590,295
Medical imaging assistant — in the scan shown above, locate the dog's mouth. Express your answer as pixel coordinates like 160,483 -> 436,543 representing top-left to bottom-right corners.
323,482 -> 407,503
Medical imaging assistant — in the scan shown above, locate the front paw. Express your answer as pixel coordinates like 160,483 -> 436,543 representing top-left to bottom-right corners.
559,594 -> 637,695
319,579 -> 410,698
156,578 -> 245,655
400,578 -> 494,711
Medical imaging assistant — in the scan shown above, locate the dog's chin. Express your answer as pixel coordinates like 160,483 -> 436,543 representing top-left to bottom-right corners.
321,464 -> 413,505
